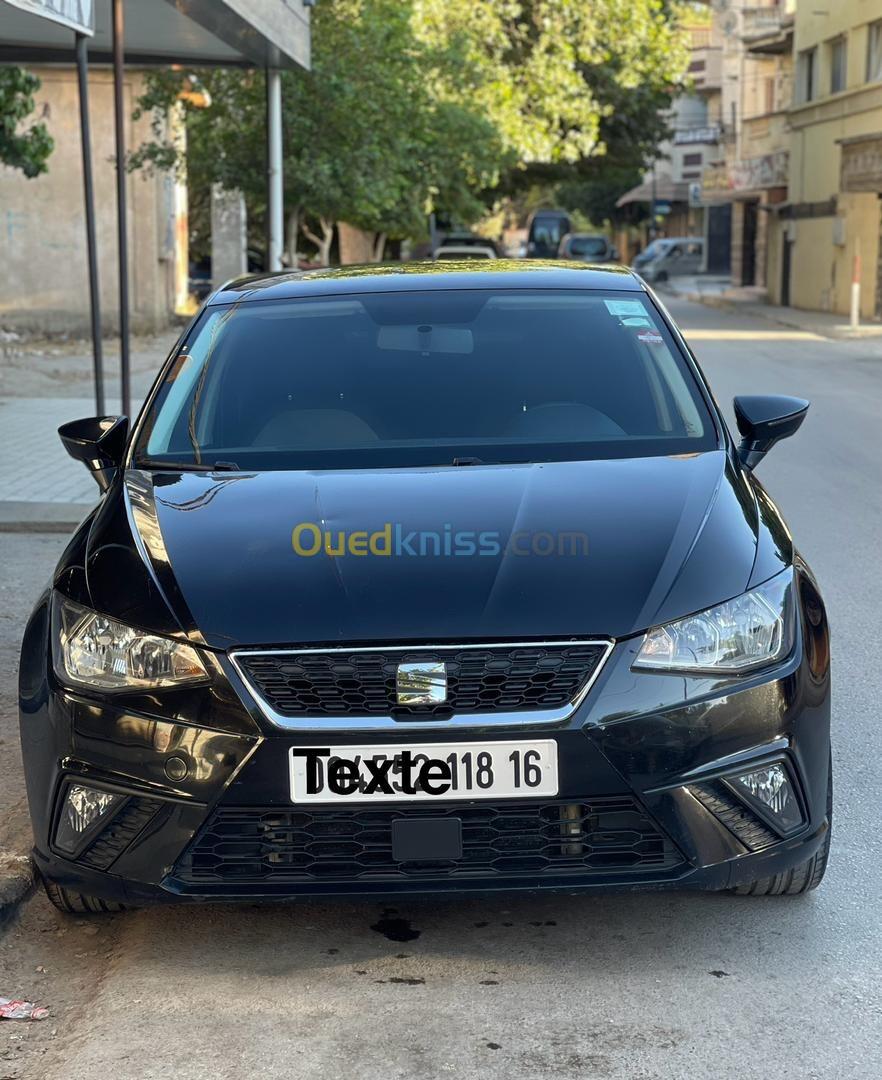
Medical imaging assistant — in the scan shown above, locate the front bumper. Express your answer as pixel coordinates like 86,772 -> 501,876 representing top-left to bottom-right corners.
20,573 -> 832,906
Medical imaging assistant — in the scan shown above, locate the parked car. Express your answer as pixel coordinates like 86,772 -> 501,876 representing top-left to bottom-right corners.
434,231 -> 504,257
526,209 -> 572,258
558,233 -> 619,262
433,244 -> 497,260
23,261 -> 830,912
632,237 -> 703,283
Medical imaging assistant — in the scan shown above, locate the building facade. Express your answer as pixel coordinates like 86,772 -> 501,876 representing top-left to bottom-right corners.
784,0 -> 882,317
0,66 -> 183,335
617,12 -> 727,255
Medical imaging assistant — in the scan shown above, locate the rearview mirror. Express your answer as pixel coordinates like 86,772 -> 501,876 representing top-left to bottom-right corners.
58,415 -> 129,492
733,395 -> 808,470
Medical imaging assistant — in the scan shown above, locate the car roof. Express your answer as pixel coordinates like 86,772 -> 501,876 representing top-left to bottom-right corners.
209,259 -> 643,306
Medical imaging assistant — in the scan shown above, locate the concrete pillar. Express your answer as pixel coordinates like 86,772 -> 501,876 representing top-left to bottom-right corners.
730,200 -> 745,286
211,185 -> 248,290
755,194 -> 769,291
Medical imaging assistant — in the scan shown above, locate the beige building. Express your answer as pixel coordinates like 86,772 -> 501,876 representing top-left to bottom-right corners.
783,0 -> 882,317
731,2 -> 794,292
0,66 -> 183,335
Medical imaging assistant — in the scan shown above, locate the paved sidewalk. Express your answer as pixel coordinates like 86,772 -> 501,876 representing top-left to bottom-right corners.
0,336 -> 168,530
660,275 -> 882,340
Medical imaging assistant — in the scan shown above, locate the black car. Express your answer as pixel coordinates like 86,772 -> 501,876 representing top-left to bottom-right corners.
20,261 -> 831,913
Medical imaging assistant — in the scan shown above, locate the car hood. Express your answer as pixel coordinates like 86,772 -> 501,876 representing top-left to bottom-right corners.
83,450 -> 769,650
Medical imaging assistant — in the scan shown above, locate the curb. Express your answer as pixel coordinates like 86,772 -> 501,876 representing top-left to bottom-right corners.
667,285 -> 882,341
0,852 -> 35,929
0,501 -> 87,533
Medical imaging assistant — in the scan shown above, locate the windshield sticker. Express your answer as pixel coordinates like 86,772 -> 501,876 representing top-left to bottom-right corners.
636,329 -> 664,345
604,299 -> 649,319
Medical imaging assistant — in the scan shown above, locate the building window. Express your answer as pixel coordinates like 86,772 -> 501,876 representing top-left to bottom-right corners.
683,152 -> 703,166
829,36 -> 847,94
797,47 -> 817,102
867,20 -> 882,82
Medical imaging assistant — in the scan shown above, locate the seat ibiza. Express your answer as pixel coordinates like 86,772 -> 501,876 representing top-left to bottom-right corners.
19,262 -> 831,913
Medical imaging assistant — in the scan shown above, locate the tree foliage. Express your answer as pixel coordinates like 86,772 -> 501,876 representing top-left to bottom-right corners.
131,0 -> 504,259
0,68 -> 54,178
129,0 -> 688,256
413,0 -> 686,171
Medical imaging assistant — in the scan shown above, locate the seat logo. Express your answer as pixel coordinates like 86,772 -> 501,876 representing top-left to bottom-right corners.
396,661 -> 447,706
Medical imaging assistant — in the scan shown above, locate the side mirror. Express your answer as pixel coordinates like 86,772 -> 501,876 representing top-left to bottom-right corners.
58,415 -> 129,492
733,395 -> 808,470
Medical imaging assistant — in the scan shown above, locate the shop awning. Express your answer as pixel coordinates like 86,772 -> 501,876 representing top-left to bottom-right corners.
0,0 -> 310,69
616,177 -> 690,208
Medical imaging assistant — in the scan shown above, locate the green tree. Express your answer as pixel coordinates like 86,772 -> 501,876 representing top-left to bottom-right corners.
414,0 -> 688,215
131,0 -> 503,263
0,67 -> 53,178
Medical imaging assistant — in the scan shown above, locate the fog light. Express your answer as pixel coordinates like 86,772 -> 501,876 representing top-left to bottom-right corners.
54,785 -> 123,855
728,763 -> 803,833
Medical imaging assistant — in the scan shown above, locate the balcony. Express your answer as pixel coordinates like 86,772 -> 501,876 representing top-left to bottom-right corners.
742,4 -> 794,56
674,124 -> 721,147
689,46 -> 722,92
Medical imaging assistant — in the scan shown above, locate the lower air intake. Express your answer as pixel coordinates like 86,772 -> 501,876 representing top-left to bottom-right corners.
175,798 -> 683,885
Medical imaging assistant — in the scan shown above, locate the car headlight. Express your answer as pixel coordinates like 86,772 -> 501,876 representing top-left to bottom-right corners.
633,570 -> 793,675
53,595 -> 208,691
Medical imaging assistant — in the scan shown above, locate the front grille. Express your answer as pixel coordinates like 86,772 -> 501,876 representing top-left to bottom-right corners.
175,799 -> 683,885
233,642 -> 609,718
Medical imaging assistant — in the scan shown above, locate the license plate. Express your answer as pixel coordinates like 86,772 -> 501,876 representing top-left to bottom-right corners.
289,740 -> 558,804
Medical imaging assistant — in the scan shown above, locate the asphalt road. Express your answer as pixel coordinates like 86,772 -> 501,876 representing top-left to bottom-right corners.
1,296 -> 881,1079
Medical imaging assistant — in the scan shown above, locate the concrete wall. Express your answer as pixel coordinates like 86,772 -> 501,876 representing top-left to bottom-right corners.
0,67 -> 178,335
788,1 -> 882,317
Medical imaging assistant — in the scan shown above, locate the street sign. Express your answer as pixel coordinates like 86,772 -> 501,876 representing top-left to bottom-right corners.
654,200 -> 672,216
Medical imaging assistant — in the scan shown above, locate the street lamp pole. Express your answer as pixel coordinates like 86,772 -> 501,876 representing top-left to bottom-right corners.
111,0 -> 131,419
266,67 -> 284,272
74,31 -> 104,416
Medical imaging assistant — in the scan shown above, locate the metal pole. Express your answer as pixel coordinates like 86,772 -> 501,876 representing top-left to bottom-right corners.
266,67 -> 283,271
112,0 -> 131,417
74,32 -> 105,416
850,238 -> 861,330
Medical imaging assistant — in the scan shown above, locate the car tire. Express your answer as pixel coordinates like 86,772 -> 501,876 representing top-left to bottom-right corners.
42,878 -> 126,914
732,753 -> 832,897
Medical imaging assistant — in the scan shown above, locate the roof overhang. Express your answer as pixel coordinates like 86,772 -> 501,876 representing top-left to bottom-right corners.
616,178 -> 690,208
0,0 -> 310,69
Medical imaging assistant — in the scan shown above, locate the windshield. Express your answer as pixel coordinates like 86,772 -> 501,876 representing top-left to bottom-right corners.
133,289 -> 717,471
569,237 -> 608,257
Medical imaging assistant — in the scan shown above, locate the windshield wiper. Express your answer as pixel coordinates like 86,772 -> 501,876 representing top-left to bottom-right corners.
137,459 -> 240,473
452,456 -> 487,466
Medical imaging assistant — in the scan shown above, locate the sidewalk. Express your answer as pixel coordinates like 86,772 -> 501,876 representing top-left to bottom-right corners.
0,332 -> 175,531
660,274 -> 882,340
0,335 -> 174,919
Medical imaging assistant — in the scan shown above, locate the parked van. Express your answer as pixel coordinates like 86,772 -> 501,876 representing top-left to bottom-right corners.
632,237 -> 704,283
526,209 -> 572,258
